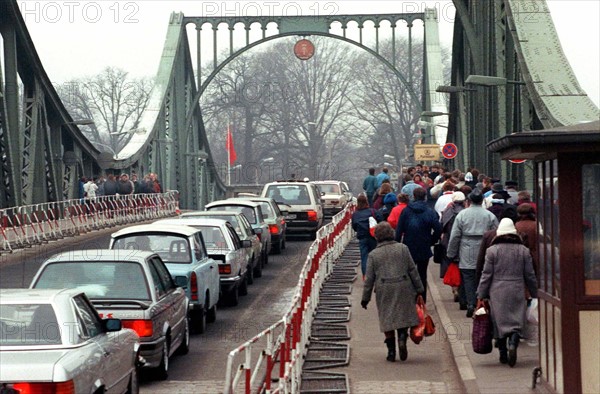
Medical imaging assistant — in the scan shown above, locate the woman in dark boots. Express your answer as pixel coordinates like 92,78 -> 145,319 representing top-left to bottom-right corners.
476,218 -> 538,367
361,222 -> 424,362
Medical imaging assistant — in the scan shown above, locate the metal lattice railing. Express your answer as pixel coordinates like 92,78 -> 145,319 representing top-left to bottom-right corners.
0,191 -> 180,253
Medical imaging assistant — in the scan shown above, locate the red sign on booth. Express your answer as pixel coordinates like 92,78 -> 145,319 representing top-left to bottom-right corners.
509,159 -> 527,164
294,39 -> 315,60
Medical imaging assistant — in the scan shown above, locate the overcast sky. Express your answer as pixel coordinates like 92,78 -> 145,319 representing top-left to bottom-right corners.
16,0 -> 600,107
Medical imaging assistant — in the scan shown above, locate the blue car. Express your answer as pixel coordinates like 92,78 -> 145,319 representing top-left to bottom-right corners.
110,224 -> 220,334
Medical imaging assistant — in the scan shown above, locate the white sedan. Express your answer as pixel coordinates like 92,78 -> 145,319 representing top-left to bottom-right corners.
0,288 -> 140,393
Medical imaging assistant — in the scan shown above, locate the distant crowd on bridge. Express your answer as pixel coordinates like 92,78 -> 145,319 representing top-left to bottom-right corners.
354,164 -> 538,367
79,172 -> 163,200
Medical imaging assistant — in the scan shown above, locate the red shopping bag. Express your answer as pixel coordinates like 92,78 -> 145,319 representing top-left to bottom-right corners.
410,295 -> 432,344
443,262 -> 461,287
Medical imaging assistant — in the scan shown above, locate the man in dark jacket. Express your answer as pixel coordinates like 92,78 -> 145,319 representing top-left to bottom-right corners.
352,194 -> 378,280
362,168 -> 378,206
395,187 -> 442,302
103,174 -> 118,196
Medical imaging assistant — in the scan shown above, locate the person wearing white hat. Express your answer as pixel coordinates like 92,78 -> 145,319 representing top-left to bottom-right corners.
476,218 -> 538,367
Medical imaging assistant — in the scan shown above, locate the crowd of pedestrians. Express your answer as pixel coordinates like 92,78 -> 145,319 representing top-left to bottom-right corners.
353,165 -> 538,367
79,172 -> 162,200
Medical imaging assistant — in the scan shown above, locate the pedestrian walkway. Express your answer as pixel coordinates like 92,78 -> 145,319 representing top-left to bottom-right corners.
327,242 -> 547,393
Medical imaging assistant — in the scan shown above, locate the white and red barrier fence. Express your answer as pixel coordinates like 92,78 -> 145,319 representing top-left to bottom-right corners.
224,203 -> 356,394
0,191 -> 180,252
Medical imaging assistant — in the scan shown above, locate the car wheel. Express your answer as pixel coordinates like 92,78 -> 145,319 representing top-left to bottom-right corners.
247,261 -> 255,285
228,286 -> 240,306
263,249 -> 269,266
272,238 -> 282,254
176,317 -> 190,355
190,307 -> 206,334
126,364 -> 139,394
239,273 -> 249,296
310,231 -> 317,241
155,339 -> 169,380
207,301 -> 217,323
282,236 -> 286,250
253,258 -> 263,278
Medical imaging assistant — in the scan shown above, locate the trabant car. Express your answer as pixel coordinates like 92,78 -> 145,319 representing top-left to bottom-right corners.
311,180 -> 352,217
156,218 -> 252,306
234,196 -> 288,254
30,250 -> 188,380
261,180 -> 324,240
109,225 -> 220,334
179,210 -> 262,280
205,199 -> 271,268
0,288 -> 139,393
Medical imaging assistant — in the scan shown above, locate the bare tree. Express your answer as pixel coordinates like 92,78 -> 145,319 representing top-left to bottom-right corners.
57,67 -> 153,152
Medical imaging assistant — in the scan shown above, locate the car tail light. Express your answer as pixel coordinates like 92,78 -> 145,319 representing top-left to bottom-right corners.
11,381 -> 75,394
307,210 -> 318,221
269,224 -> 278,234
122,320 -> 153,337
256,232 -> 262,241
219,264 -> 232,275
190,272 -> 198,301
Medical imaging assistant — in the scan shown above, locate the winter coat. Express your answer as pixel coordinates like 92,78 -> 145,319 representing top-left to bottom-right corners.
376,172 -> 390,188
362,241 -> 424,332
401,182 -> 423,201
439,202 -> 465,278
395,200 -> 442,262
372,193 -> 385,210
377,193 -> 398,222
351,208 -> 377,240
387,202 -> 408,229
477,234 -> 538,338
446,205 -> 498,270
117,180 -> 134,195
515,218 -> 538,272
103,179 -> 118,196
362,175 -> 378,196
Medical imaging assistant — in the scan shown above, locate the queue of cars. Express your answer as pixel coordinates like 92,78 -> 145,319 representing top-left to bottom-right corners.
0,178 -> 350,390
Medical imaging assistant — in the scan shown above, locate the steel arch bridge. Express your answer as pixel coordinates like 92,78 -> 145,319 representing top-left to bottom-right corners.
0,2 -> 446,209
1,0 -> 598,210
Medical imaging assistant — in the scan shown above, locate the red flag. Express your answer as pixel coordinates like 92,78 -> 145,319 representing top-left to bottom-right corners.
226,125 -> 237,165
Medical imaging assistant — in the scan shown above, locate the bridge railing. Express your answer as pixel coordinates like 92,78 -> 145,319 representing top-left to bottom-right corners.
0,191 -> 180,253
224,203 -> 355,394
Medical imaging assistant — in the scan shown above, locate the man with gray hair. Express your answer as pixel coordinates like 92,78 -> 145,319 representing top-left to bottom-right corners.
447,189 -> 498,317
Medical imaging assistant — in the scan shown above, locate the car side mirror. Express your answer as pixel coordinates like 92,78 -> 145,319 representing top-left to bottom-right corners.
253,228 -> 263,235
321,191 -> 325,196
103,318 -> 122,332
241,240 -> 252,248
280,210 -> 288,216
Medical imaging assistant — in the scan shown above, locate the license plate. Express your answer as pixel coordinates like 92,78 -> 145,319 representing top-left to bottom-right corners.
285,214 -> 296,220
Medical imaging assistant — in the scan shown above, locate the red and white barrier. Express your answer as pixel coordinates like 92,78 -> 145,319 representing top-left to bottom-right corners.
224,202 -> 356,394
0,191 -> 180,253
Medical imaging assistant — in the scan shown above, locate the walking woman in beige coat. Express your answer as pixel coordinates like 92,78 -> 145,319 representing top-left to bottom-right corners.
361,222 -> 424,362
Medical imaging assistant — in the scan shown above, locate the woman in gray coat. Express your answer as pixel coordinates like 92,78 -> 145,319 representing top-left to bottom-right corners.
361,222 -> 424,362
477,218 -> 538,367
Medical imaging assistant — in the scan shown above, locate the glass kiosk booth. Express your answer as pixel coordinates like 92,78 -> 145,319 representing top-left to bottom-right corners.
487,120 -> 600,394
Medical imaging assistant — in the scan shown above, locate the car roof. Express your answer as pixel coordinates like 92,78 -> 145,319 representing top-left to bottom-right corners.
312,180 -> 343,184
0,288 -> 82,304
45,249 -> 154,263
180,210 -> 246,218
111,223 -> 201,238
234,196 -> 275,204
156,218 -> 229,228
206,199 -> 261,208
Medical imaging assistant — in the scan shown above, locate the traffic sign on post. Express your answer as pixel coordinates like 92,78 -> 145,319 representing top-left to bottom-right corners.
442,143 -> 458,159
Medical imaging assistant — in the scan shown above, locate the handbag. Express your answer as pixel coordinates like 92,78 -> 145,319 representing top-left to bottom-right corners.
471,300 -> 493,354
433,243 -> 445,264
368,209 -> 377,237
410,295 -> 435,343
443,262 -> 461,287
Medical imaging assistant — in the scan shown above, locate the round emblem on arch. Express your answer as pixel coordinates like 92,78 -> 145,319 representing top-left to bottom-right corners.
294,39 -> 315,60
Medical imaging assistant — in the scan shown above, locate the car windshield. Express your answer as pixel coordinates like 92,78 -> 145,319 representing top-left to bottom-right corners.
184,214 -> 242,235
208,205 -> 257,224
256,202 -> 274,219
266,185 -> 310,205
318,184 -> 340,194
34,262 -> 150,300
112,234 -> 191,264
0,304 -> 62,346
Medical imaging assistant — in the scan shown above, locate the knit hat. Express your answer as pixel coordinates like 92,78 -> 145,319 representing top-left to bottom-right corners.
452,191 -> 466,202
492,183 -> 504,192
469,189 -> 484,204
496,218 -> 517,236
464,172 -> 473,182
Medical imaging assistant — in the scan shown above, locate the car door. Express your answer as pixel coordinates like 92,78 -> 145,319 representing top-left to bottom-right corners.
192,233 -> 220,308
72,295 -> 129,393
226,224 -> 247,275
148,257 -> 187,354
